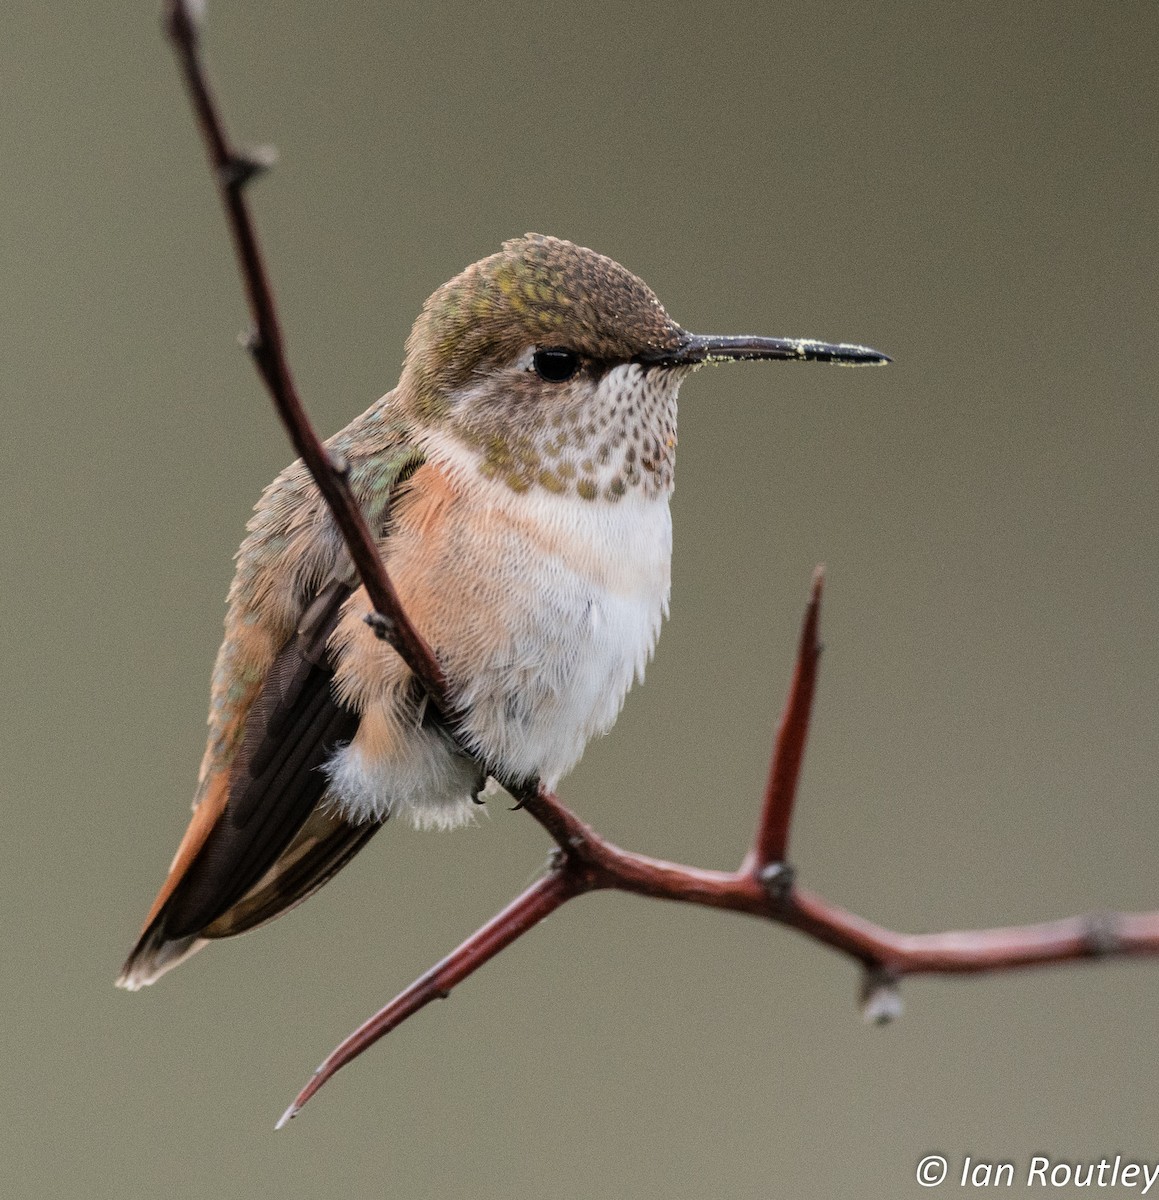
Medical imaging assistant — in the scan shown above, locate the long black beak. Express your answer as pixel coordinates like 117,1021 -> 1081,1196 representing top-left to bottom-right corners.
638,333 -> 890,368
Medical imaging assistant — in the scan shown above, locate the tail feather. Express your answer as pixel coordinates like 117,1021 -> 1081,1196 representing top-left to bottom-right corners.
116,927 -> 208,991
116,580 -> 366,989
116,807 -> 382,989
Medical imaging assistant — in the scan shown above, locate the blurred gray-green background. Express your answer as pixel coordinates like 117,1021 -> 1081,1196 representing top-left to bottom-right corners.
2,2 -> 1156,1196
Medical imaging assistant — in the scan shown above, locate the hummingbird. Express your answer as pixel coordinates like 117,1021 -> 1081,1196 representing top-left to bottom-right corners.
117,233 -> 887,989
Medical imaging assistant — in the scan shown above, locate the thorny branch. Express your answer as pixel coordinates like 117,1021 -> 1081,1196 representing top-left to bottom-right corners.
164,0 -> 454,723
159,0 -> 1159,1132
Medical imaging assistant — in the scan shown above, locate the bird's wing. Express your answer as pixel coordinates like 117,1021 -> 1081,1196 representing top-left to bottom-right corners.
117,417 -> 425,989
200,805 -> 381,939
117,580 -> 365,987
157,579 -> 361,938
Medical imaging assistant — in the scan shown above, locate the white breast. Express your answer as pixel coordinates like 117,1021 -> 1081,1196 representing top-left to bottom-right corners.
426,433 -> 673,788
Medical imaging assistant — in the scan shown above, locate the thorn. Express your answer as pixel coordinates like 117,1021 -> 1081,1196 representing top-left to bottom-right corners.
364,610 -> 395,640
240,327 -> 276,384
218,145 -> 278,190
328,449 -> 349,478
239,327 -> 277,379
1084,912 -> 1122,958
166,0 -> 207,40
859,967 -> 903,1025
274,1101 -> 298,1131
758,861 -> 796,906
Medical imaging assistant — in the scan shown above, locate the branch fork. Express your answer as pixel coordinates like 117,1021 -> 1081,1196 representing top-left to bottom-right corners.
157,0 -> 1159,1133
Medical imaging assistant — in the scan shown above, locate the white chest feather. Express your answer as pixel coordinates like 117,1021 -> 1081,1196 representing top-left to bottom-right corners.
432,436 -> 672,786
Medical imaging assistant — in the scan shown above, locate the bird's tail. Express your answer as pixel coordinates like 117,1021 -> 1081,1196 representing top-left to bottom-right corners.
116,928 -> 208,991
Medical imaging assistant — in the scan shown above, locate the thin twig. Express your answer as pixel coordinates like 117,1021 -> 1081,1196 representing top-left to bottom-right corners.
746,564 -> 824,874
157,0 -> 1159,1133
275,590 -> 1159,1122
164,0 -> 452,716
275,871 -> 579,1128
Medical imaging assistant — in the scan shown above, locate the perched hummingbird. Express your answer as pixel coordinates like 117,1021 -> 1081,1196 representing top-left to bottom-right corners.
117,233 -> 886,989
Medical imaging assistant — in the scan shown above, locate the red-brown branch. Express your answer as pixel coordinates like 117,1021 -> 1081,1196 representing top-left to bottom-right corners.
746,563 -> 823,872
276,872 -> 578,1129
275,588 -> 1159,1124
163,0 -> 452,718
160,0 -> 1159,1133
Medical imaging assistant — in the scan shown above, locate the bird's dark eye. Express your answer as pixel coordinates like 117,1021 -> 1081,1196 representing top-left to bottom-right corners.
532,348 -> 581,383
